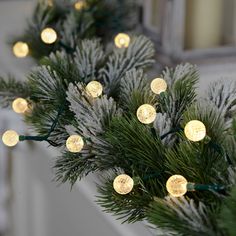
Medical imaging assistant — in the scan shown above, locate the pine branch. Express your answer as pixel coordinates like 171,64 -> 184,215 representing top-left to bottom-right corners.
0,76 -> 30,108
148,196 -> 222,236
219,185 -> 236,236
119,69 -> 156,113
66,82 -> 120,157
97,173 -> 153,223
54,151 -> 98,186
159,63 -> 199,126
10,0 -> 68,60
60,8 -> 95,50
205,80 -> 236,129
73,39 -> 105,83
88,0 -> 138,39
100,35 -> 155,97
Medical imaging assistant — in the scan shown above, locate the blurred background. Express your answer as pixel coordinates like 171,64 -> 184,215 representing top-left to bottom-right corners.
0,0 -> 236,236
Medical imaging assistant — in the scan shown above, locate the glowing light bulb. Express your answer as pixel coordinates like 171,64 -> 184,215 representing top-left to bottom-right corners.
12,98 -> 28,114
47,0 -> 53,6
41,28 -> 57,44
66,135 -> 84,153
13,41 -> 29,58
113,174 -> 134,195
136,104 -> 156,124
166,175 -> 188,197
184,120 -> 206,142
86,81 -> 103,98
150,78 -> 167,95
114,33 -> 130,48
2,130 -> 19,147
74,1 -> 87,10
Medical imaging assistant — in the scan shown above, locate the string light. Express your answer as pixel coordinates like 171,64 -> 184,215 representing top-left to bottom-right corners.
184,120 -> 206,142
114,33 -> 130,48
136,104 -> 156,124
166,175 -> 188,197
2,130 -> 19,147
13,41 -> 29,58
12,98 -> 28,114
66,135 -> 84,153
41,27 -> 57,44
113,174 -> 134,195
150,78 -> 167,95
86,81 -> 103,98
74,0 -> 87,10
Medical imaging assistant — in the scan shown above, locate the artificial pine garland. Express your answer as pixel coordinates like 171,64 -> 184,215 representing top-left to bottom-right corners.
1,1 -> 236,235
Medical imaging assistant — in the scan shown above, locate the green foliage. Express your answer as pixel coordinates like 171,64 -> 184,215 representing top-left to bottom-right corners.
54,152 -> 97,186
11,0 -> 138,60
219,186 -> 236,236
148,197 -> 223,236
119,69 -> 156,113
97,173 -> 153,223
2,18 -> 236,235
101,36 -> 155,97
10,0 -> 69,60
159,63 -> 199,126
88,0 -> 138,40
0,76 -> 30,108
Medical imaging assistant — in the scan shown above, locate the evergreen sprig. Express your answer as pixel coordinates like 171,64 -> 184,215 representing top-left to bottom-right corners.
0,76 -> 30,108
11,0 -> 138,60
1,28 -> 236,235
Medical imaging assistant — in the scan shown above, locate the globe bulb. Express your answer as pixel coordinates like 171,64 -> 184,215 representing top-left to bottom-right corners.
12,98 -> 28,114
74,1 -> 87,10
114,33 -> 130,48
47,0 -> 53,6
66,135 -> 84,153
86,81 -> 103,98
150,78 -> 167,94
41,28 -> 57,44
2,130 -> 19,147
113,174 -> 134,195
13,41 -> 29,58
184,120 -> 206,142
166,175 -> 188,197
136,104 -> 156,124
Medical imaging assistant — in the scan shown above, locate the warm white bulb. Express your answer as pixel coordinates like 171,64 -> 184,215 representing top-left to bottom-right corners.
113,174 -> 134,195
41,28 -> 57,44
12,98 -> 28,114
2,130 -> 19,147
66,135 -> 84,153
166,175 -> 188,197
48,0 -> 53,6
74,1 -> 87,10
136,104 -> 156,124
86,81 -> 103,98
114,33 -> 130,48
184,120 -> 206,142
13,41 -> 29,58
150,78 -> 167,95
